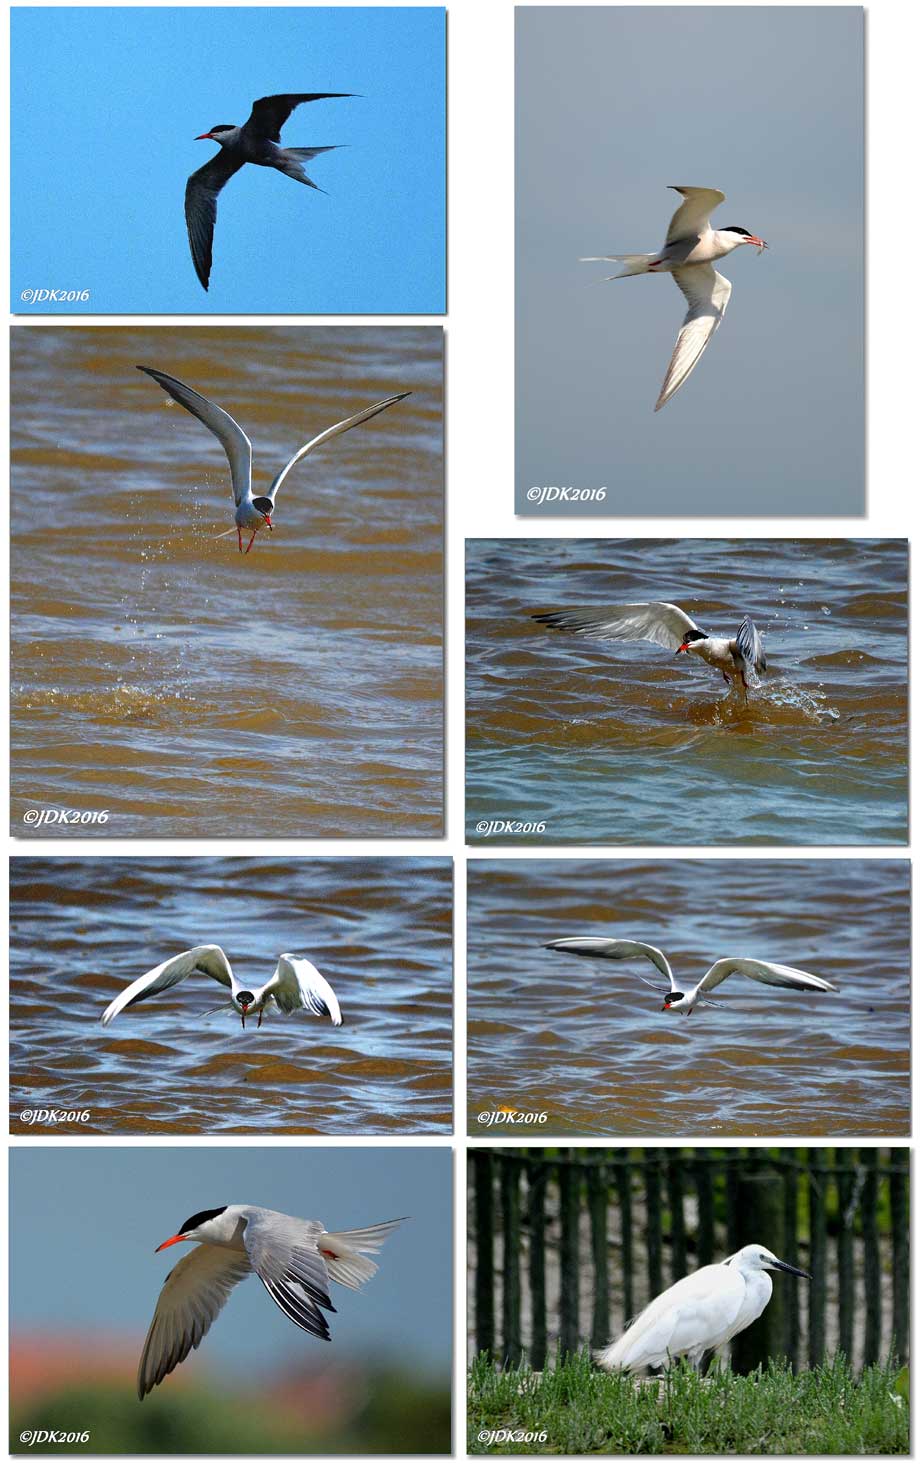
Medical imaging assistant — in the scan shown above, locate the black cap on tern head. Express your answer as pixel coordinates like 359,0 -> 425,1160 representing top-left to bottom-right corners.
251,497 -> 274,516
236,991 -> 256,1007
178,1205 -> 228,1234
723,225 -> 753,236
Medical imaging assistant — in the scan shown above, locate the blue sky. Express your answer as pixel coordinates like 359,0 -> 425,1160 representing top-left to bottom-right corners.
11,7 -> 445,313
515,7 -> 864,515
10,1147 -> 452,1372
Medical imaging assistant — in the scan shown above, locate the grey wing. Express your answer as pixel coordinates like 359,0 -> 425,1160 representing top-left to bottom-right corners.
698,958 -> 838,995
545,936 -> 674,988
184,150 -> 244,291
136,366 -> 252,506
244,93 -> 353,143
267,392 -> 411,502
533,601 -> 700,652
665,186 -> 726,243
265,954 -> 343,1025
736,616 -> 766,684
137,1243 -> 252,1399
102,944 -> 235,1025
240,1209 -> 336,1339
656,265 -> 732,412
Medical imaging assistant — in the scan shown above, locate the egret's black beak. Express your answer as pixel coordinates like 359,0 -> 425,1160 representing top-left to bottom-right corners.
772,1256 -> 811,1280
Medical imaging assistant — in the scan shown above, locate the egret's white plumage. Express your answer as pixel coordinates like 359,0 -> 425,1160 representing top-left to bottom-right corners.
597,1244 -> 810,1373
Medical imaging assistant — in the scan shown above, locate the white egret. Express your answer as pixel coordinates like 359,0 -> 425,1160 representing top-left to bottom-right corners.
597,1244 -> 810,1373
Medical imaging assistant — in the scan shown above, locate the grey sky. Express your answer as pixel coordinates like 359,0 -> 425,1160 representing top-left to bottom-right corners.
10,1147 -> 451,1372
516,6 -> 864,515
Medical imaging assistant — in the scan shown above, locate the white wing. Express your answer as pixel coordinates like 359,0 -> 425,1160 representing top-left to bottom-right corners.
545,937 -> 674,988
656,264 -> 732,412
665,185 -> 726,244
735,616 -> 767,684
264,953 -> 343,1025
534,601 -> 700,652
137,366 -> 253,506
598,1262 -> 745,1373
267,392 -> 411,502
137,1242 -> 252,1399
698,958 -> 837,996
101,945 -> 235,1026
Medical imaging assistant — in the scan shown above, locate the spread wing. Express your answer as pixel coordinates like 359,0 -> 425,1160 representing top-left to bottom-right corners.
665,185 -> 726,244
533,601 -> 700,652
244,93 -> 353,143
656,264 -> 732,412
136,366 -> 252,506
240,1209 -> 337,1339
545,937 -> 674,988
735,616 -> 766,684
698,958 -> 838,996
264,954 -> 343,1025
137,1243 -> 252,1399
184,150 -> 244,291
267,392 -> 410,503
102,945 -> 235,1026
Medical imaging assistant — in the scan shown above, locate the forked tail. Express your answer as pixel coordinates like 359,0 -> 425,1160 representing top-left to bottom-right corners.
318,1217 -> 406,1289
580,253 -> 657,279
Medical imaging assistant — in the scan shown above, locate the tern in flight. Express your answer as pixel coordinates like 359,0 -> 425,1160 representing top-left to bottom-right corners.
101,944 -> 343,1030
533,601 -> 767,693
137,365 -> 409,553
138,1205 -> 402,1398
582,186 -> 768,411
597,1244 -> 809,1373
186,92 -> 353,290
545,937 -> 837,1015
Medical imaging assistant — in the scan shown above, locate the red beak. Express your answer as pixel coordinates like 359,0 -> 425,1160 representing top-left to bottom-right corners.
747,235 -> 768,251
676,642 -> 690,655
194,132 -> 213,141
264,515 -> 273,530
155,1233 -> 187,1253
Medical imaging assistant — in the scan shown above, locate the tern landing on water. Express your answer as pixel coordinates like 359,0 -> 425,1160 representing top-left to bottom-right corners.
137,366 -> 409,553
186,92 -> 353,290
545,938 -> 837,1015
582,186 -> 768,411
533,601 -> 766,693
138,1206 -> 403,1398
101,945 -> 343,1030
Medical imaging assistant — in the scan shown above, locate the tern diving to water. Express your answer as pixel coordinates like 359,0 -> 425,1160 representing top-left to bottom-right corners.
545,938 -> 837,1016
581,186 -> 768,411
137,365 -> 409,553
186,91 -> 353,290
533,601 -> 766,693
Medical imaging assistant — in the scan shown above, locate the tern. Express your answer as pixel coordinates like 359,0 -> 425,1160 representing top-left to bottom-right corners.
582,186 -> 768,411
597,1244 -> 810,1374
137,365 -> 409,553
186,92 -> 353,291
545,937 -> 837,1015
101,944 -> 343,1030
533,601 -> 767,693
138,1205 -> 403,1398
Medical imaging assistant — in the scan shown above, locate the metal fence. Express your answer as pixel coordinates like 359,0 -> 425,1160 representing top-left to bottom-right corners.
469,1148 -> 909,1372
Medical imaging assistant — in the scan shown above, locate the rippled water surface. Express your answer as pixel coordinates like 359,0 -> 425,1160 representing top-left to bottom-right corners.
11,327 -> 443,838
466,539 -> 907,845
10,856 -> 453,1135
467,858 -> 909,1137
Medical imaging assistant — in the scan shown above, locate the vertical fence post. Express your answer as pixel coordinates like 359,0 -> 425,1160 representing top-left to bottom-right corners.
589,1159 -> 610,1351
837,1149 -> 856,1365
527,1154 -> 547,1368
808,1152 -> 827,1367
731,1165 -> 784,1373
501,1153 -> 522,1364
559,1156 -> 581,1356
889,1152 -> 908,1362
694,1157 -> 715,1266
615,1156 -> 634,1328
782,1152 -> 801,1368
860,1149 -> 880,1366
667,1154 -> 687,1284
473,1150 -> 495,1356
644,1152 -> 663,1299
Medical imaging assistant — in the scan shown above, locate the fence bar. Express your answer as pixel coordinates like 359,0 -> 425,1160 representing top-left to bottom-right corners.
808,1153 -> 827,1367
589,1162 -> 609,1350
860,1149 -> 881,1365
473,1150 -> 495,1355
782,1153 -> 801,1367
890,1155 -> 908,1361
615,1159 -> 634,1327
501,1154 -> 522,1364
694,1157 -> 715,1266
527,1157 -> 547,1367
644,1152 -> 663,1298
559,1157 -> 581,1355
837,1149 -> 855,1363
667,1155 -> 687,1284
732,1166 -> 784,1373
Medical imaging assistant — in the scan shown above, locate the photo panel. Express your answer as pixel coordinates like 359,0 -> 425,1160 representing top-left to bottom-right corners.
515,6 -> 864,515
10,855 -> 453,1136
10,1145 -> 452,1454
466,538 -> 907,846
11,325 -> 444,839
11,6 -> 446,314
466,857 -> 910,1139
468,1145 -> 909,1455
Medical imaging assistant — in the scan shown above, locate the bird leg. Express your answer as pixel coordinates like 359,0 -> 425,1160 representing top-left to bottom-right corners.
257,1009 -> 264,1029
244,529 -> 258,554
237,526 -> 243,554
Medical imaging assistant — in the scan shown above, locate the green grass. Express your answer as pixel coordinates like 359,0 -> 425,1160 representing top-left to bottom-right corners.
468,1351 -> 909,1455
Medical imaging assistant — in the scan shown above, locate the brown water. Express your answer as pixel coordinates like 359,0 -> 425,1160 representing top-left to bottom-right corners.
10,326 -> 443,838
466,539 -> 908,845
466,859 -> 909,1137
10,856 -> 453,1134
